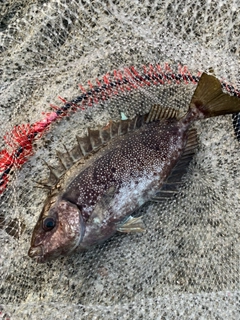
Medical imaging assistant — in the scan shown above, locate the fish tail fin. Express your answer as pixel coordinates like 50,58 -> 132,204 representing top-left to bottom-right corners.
189,73 -> 240,118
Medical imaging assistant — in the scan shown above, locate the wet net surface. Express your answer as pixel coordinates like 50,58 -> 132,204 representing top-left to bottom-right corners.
0,1 -> 240,319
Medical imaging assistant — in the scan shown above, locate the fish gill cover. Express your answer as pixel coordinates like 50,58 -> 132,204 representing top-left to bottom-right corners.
0,0 -> 240,319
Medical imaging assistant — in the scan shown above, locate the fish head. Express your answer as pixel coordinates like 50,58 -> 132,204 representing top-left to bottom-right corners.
28,199 -> 85,263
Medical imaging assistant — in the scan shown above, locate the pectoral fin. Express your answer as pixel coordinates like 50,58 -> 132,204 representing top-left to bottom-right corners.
117,216 -> 146,233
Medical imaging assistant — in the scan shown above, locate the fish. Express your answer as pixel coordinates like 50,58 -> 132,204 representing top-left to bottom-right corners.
28,73 -> 240,263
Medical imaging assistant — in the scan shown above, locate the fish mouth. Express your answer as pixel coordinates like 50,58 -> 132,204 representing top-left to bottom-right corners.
28,245 -> 44,263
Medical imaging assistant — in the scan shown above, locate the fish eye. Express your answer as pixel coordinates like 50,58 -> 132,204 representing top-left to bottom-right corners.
42,217 -> 56,231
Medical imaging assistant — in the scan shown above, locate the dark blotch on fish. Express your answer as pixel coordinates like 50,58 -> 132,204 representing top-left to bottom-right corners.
28,73 -> 240,263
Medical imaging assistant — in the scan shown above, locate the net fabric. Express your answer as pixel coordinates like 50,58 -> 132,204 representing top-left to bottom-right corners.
0,0 -> 240,319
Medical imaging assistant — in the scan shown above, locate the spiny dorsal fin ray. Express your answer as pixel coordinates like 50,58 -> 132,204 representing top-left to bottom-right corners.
118,119 -> 132,135
56,145 -> 74,171
88,128 -> 103,149
76,134 -> 92,156
151,128 -> 198,202
33,179 -> 52,190
100,124 -> 112,142
42,160 -> 63,186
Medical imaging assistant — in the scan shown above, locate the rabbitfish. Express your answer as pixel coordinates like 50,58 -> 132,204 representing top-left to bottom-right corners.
28,73 -> 240,263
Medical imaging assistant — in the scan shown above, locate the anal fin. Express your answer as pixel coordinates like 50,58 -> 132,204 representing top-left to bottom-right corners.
151,128 -> 198,202
117,216 -> 146,233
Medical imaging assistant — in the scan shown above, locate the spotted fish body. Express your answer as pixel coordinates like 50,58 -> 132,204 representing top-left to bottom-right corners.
62,118 -> 188,248
28,73 -> 240,263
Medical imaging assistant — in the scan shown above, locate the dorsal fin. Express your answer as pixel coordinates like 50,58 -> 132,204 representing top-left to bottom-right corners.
145,104 -> 179,123
42,160 -> 62,186
151,128 -> 198,202
56,145 -> 74,170
42,105 -> 180,189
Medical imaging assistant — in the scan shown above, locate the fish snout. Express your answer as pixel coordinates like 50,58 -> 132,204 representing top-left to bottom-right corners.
28,245 -> 43,261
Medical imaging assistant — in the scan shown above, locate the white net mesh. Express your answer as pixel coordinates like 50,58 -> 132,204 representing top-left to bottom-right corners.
0,1 -> 240,319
